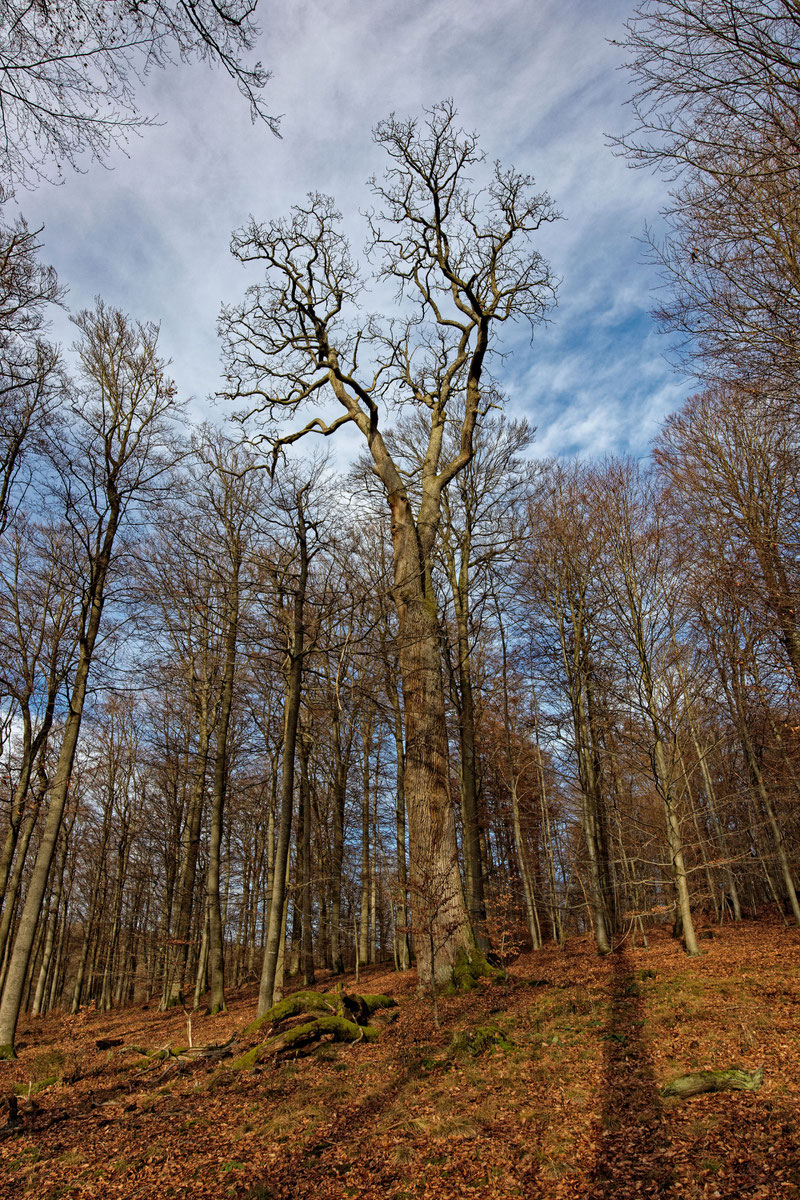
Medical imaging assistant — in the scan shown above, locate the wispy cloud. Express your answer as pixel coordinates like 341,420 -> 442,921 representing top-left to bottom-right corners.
12,0 -> 689,458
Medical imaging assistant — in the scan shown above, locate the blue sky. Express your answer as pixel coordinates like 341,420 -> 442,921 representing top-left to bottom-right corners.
10,0 -> 696,462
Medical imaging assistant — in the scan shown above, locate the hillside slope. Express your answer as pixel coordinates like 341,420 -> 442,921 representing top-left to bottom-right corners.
1,921 -> 798,1199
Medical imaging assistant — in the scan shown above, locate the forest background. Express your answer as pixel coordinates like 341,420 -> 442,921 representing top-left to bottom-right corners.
0,0 -> 799,1064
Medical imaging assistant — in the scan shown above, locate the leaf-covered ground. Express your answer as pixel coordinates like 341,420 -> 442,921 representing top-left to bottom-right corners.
2,920 -> 799,1199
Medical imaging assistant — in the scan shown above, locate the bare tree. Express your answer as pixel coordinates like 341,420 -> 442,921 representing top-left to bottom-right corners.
0,0 -> 277,191
0,301 -> 182,1058
221,101 -> 558,991
0,213 -> 64,527
655,384 -> 800,692
616,1 -> 800,391
523,462 -> 617,954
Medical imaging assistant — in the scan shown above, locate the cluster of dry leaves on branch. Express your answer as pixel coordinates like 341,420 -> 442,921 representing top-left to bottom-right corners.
1,920 -> 798,1199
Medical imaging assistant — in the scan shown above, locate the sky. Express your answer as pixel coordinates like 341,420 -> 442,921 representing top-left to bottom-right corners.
10,0 -> 697,464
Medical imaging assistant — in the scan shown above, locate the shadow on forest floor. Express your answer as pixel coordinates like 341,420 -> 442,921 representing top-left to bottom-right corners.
584,945 -> 675,1199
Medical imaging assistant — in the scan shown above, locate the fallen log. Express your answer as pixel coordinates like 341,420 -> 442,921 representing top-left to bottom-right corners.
661,1066 -> 763,1099
236,989 -> 397,1064
245,990 -> 397,1036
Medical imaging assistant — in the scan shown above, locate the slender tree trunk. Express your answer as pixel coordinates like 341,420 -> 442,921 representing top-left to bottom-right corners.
299,729 -> 315,987
162,715 -> 211,1009
0,801 -> 38,975
741,731 -> 800,924
205,555 -> 240,1014
496,602 -> 541,949
386,669 -> 410,969
32,832 -> 68,1017
257,492 -> 307,1016
359,713 -> 372,968
328,721 -> 347,976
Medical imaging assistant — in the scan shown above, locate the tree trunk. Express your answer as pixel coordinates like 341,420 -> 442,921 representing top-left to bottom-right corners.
257,491 -> 307,1016
161,715 -> 211,1010
205,550 -> 240,1014
453,565 -> 487,947
359,713 -> 372,969
299,729 -> 315,987
390,490 -> 474,990
386,666 -> 410,970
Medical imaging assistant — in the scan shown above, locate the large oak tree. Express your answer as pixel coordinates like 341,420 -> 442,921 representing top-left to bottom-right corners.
220,101 -> 558,991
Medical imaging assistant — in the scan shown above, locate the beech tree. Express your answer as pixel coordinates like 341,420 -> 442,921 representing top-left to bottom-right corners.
655,385 -> 800,693
221,101 -> 558,990
523,462 -> 617,954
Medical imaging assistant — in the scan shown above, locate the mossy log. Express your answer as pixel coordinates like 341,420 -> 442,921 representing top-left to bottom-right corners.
239,989 -> 395,1063
661,1066 -> 763,1098
246,990 -> 397,1036
264,1015 -> 378,1056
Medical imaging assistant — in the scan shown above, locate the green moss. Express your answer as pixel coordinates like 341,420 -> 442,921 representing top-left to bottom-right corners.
449,1023 -> 517,1058
360,994 -> 398,1014
230,1045 -> 267,1071
245,991 -> 338,1033
267,1015 -> 378,1052
13,1075 -> 58,1096
661,1065 -> 764,1098
0,1043 -> 16,1060
446,947 -> 506,995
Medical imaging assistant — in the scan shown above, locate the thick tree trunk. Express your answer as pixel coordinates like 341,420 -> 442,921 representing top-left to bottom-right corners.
453,581 -> 486,947
390,492 -> 474,990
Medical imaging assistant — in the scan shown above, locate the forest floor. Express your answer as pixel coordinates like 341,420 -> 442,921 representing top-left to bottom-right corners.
1,920 -> 799,1199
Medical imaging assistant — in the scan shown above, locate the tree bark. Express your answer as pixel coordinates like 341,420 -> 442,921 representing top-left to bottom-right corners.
390,490 -> 473,989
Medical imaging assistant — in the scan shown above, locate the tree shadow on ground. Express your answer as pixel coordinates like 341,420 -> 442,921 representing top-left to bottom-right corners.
583,945 -> 675,1199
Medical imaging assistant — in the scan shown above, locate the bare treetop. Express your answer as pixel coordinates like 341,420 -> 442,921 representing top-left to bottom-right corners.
221,101 -> 559,484
368,101 -> 559,333
616,0 -> 800,182
0,0 -> 277,191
